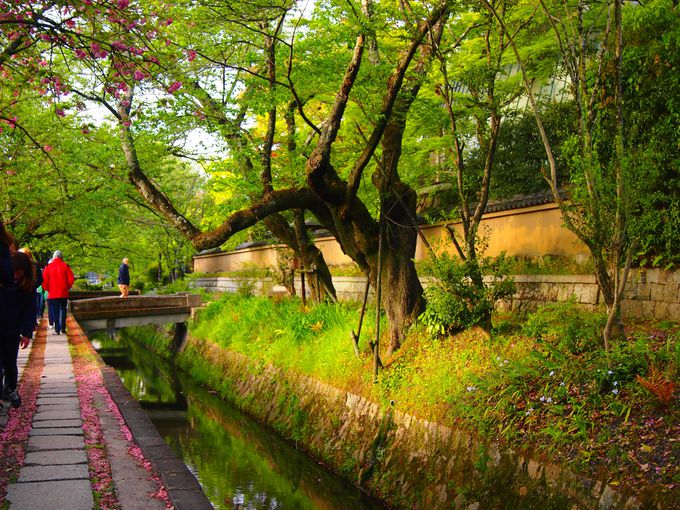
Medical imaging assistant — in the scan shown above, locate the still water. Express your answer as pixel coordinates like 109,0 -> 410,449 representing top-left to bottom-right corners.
92,332 -> 388,510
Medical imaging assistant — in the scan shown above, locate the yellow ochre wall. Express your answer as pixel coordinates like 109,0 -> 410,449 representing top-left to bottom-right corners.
193,203 -> 589,273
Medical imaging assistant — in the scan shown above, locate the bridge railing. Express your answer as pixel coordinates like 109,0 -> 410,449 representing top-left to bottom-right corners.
70,293 -> 202,332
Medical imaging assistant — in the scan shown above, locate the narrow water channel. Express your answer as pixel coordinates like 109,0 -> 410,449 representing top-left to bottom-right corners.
92,331 -> 388,510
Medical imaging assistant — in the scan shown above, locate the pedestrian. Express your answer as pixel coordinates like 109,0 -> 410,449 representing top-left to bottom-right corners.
0,251 -> 37,408
37,281 -> 46,321
45,257 -> 54,328
0,221 -> 14,286
42,250 -> 74,335
18,247 -> 44,326
0,221 -> 14,402
118,257 -> 130,298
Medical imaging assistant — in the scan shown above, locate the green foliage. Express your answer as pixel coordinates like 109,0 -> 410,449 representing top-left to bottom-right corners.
185,294 -> 678,489
522,299 -> 606,354
420,253 -> 515,335
156,278 -> 194,295
234,263 -> 270,297
490,103 -> 577,198
459,311 -> 678,476
272,246 -> 295,291
623,0 -> 680,270
191,294 -> 383,384
154,275 -> 212,303
71,278 -> 103,291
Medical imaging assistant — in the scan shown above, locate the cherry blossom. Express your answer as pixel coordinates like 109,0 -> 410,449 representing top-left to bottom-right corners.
167,81 -> 182,94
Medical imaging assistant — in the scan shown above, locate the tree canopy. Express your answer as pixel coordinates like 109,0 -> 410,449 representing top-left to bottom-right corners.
2,0 -> 678,347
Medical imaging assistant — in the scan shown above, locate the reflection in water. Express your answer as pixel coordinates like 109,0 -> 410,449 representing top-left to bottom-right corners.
93,332 -> 388,510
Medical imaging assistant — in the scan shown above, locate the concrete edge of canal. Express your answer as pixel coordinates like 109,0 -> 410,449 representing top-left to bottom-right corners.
88,340 -> 214,510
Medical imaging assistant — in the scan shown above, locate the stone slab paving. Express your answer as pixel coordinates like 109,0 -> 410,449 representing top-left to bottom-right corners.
6,480 -> 93,510
36,396 -> 80,405
33,403 -> 82,412
23,449 -> 88,466
18,463 -> 90,482
5,328 -> 93,510
33,404 -> 82,413
31,419 -> 83,429
32,409 -> 82,421
4,320 -> 214,510
37,388 -> 78,396
29,427 -> 84,436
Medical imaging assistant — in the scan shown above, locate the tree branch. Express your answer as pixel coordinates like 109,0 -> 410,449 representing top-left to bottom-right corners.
192,187 -> 327,250
345,0 -> 450,202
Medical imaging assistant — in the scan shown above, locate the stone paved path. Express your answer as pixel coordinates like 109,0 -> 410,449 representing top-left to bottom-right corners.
5,329 -> 93,510
0,320 -> 213,510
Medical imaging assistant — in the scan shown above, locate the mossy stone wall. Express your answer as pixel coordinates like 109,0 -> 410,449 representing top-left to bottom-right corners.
174,335 -> 652,510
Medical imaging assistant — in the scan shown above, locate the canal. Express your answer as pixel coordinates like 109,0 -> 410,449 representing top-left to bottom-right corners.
92,330 -> 388,510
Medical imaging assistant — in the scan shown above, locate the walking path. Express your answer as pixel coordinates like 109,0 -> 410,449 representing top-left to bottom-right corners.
6,329 -> 93,509
0,320 -> 213,510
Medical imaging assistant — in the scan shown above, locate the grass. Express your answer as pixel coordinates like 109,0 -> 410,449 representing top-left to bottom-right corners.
185,294 -> 678,494
191,293 -> 383,389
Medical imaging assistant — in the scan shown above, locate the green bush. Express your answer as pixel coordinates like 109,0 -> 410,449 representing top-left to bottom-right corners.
72,278 -> 103,291
419,253 -> 515,335
522,299 -> 606,353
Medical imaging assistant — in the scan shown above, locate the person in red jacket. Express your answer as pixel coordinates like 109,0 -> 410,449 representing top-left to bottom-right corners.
42,250 -> 74,335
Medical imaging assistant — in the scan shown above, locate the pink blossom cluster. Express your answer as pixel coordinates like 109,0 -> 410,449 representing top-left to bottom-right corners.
1,2 -> 188,136
167,81 -> 182,94
2,117 -> 18,129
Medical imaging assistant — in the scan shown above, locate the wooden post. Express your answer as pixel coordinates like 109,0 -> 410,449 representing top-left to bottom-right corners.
316,271 -> 322,302
300,270 -> 306,306
350,279 -> 370,357
373,219 -> 384,383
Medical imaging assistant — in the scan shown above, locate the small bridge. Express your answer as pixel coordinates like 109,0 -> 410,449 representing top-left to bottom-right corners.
70,293 -> 202,332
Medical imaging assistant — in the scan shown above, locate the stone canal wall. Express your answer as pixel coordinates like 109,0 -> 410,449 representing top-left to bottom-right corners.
171,335 -> 654,510
193,268 -> 680,321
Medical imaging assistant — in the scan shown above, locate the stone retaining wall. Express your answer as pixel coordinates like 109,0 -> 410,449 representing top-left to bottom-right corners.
175,335 -> 658,510
192,268 -> 680,321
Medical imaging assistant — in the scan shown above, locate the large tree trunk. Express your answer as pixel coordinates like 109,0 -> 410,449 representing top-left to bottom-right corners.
380,239 -> 424,355
265,212 -> 336,302
353,14 -> 444,354
373,120 -> 425,353
113,2 -> 449,355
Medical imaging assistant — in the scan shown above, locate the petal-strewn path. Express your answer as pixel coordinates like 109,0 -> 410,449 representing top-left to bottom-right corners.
0,318 -> 212,510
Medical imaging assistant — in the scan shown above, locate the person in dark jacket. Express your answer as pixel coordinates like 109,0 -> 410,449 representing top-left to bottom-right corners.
0,251 -> 37,408
0,221 -> 13,287
19,247 -> 43,325
0,222 -> 15,402
117,257 -> 130,298
42,250 -> 74,335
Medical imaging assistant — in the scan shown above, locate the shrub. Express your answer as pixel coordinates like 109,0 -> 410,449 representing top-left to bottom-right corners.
72,278 -> 103,291
419,252 -> 515,335
522,298 -> 606,353
272,246 -> 295,294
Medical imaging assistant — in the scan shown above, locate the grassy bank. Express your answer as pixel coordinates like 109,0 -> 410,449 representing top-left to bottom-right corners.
157,293 -> 678,496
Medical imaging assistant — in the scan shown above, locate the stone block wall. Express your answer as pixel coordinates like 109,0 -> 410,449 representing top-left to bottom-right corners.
499,274 -> 601,313
622,269 -> 680,321
192,269 -> 680,321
